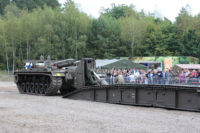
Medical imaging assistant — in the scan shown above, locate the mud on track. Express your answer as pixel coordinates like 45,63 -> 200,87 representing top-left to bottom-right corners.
0,82 -> 200,133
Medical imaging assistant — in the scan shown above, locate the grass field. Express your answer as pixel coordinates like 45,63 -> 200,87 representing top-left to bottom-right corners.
0,71 -> 14,81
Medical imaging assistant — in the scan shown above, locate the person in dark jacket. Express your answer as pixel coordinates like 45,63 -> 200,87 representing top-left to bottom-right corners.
197,69 -> 200,78
153,70 -> 158,84
157,69 -> 163,84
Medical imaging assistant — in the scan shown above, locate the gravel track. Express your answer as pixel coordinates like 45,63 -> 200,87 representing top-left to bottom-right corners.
0,82 -> 200,133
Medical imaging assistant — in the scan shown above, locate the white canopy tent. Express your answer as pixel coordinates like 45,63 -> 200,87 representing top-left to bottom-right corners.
96,59 -> 120,68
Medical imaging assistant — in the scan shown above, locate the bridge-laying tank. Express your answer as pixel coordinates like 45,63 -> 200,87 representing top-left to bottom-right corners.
14,57 -> 200,112
14,57 -> 107,96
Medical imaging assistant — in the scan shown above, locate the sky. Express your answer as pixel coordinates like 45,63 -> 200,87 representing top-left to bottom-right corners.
58,0 -> 200,22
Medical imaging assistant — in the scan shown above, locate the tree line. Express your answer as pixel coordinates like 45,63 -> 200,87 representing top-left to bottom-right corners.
0,0 -> 200,73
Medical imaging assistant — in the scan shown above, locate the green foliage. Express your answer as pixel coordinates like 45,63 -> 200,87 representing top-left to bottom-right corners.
102,4 -> 135,19
0,0 -> 9,14
0,0 -> 59,14
63,0 -> 91,59
88,15 -> 121,59
0,1 -> 200,72
182,29 -> 200,58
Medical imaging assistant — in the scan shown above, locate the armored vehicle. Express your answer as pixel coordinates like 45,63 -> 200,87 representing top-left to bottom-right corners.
14,57 -> 200,112
14,57 -> 107,96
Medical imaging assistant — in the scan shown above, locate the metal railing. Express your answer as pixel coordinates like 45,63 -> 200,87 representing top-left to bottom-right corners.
104,76 -> 200,86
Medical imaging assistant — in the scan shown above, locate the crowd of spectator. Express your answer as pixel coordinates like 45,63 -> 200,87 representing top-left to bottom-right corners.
96,67 -> 200,85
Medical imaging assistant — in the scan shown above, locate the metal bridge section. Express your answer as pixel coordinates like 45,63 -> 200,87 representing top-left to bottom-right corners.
64,84 -> 200,112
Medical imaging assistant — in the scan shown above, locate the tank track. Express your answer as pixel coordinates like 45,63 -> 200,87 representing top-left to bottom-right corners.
15,72 -> 63,96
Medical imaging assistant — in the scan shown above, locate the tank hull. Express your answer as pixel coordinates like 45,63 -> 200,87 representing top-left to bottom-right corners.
15,72 -> 63,96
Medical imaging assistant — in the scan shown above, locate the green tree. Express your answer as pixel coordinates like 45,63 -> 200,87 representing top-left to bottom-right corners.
13,0 -> 60,11
0,18 -> 10,73
4,4 -> 21,72
0,0 -> 10,14
182,29 -> 200,58
102,4 -> 135,19
88,15 -> 122,59
63,0 -> 91,59
119,15 -> 147,56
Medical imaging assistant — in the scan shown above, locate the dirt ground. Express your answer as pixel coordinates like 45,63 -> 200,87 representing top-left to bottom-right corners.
0,82 -> 200,133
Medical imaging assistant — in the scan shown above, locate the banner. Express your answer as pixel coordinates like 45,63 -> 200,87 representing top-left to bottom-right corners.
164,58 -> 172,70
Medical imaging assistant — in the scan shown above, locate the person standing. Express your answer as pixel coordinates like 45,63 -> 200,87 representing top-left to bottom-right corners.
157,69 -> 163,84
179,71 -> 186,84
198,69 -> 200,84
153,70 -> 158,84
116,72 -> 125,84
